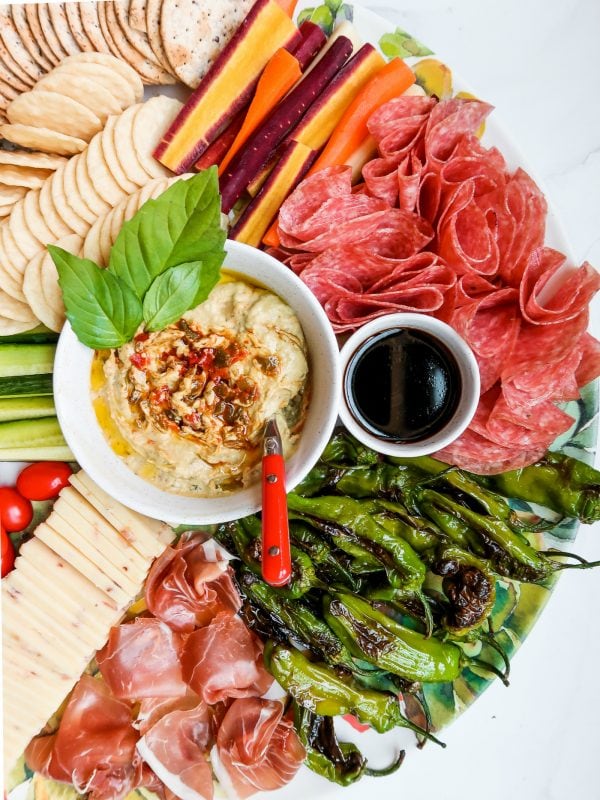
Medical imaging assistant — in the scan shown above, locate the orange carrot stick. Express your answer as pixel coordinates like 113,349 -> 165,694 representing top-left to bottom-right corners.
218,48 -> 302,176
275,0 -> 299,16
262,57 -> 415,247
308,57 -> 415,176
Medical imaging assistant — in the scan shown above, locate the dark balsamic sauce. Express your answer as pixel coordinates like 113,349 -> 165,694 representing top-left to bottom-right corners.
345,328 -> 461,442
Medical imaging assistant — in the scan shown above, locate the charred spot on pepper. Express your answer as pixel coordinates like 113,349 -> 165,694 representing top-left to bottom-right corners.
440,563 -> 493,630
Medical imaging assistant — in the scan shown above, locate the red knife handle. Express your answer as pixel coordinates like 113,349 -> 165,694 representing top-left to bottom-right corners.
261,453 -> 291,587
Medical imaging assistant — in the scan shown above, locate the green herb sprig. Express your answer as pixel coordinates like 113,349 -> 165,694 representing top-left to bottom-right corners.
50,167 -> 226,349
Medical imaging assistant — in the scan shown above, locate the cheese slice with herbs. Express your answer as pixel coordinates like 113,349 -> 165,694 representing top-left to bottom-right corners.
2,470 -> 174,775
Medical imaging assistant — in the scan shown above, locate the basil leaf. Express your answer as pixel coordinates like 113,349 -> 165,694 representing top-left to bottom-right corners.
49,245 -> 142,349
108,168 -> 226,298
143,263 -> 203,332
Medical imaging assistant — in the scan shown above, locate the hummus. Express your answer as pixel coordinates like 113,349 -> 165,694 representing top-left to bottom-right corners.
91,281 -> 309,497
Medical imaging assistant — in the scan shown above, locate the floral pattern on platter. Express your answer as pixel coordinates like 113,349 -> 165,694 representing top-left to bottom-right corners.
295,0 -> 599,733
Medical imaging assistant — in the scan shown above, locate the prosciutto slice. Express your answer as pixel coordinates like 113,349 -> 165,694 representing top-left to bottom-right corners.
97,617 -> 188,700
212,698 -> 305,800
145,536 -> 241,632
137,700 -> 215,800
25,676 -> 139,800
181,612 -> 273,705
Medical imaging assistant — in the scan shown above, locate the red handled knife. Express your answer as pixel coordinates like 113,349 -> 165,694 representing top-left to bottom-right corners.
261,418 -> 291,587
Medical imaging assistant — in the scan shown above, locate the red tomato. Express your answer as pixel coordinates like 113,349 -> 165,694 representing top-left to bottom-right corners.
1,522 -> 15,577
0,486 -> 33,532
16,462 -> 73,501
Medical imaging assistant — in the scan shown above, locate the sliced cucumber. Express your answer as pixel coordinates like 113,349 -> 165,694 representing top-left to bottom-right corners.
0,416 -> 66,448
0,445 -> 74,461
0,373 -> 54,397
0,325 -> 59,344
0,396 -> 56,422
0,344 -> 56,377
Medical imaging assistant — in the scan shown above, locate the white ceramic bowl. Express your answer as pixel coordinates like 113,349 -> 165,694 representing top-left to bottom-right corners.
54,240 -> 340,525
338,313 -> 480,457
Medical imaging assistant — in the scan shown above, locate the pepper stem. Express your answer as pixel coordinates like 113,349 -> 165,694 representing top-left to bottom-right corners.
543,549 -> 600,571
469,657 -> 510,687
364,750 -> 406,777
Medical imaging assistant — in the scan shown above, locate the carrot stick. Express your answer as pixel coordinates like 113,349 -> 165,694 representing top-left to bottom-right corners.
307,57 -> 415,176
262,57 -> 415,247
218,48 -> 302,176
275,0 -> 298,16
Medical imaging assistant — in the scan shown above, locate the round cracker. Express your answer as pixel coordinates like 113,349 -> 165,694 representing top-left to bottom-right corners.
10,5 -> 53,73
24,249 -> 65,333
64,3 -> 96,53
82,213 -> 105,264
78,2 -> 111,54
50,61 -> 135,110
62,52 -> 143,101
42,235 -> 80,330
75,148 -> 110,219
0,56 -> 30,94
39,176 -> 73,238
112,103 -> 147,186
0,76 -> 18,101
9,198 -> 42,262
0,184 -> 27,204
104,0 -> 173,85
36,72 -> 124,123
131,95 -> 182,178
50,162 -> 89,236
0,151 -> 67,170
99,211 -> 118,265
25,4 -> 59,66
128,0 -> 148,32
85,134 -> 127,206
0,29 -> 35,89
160,0 -> 253,88
0,164 -> 52,189
0,286 -> 37,323
100,115 -> 137,194
0,206 -> 12,219
0,123 -> 87,156
96,0 -> 129,61
36,3 -> 69,62
47,2 -> 83,57
107,202 -> 130,256
7,91 -> 102,141
23,189 -> 55,247
0,314 -> 38,335
113,0 -> 174,76
0,7 -> 45,83
0,230 -> 27,302
145,0 -> 171,72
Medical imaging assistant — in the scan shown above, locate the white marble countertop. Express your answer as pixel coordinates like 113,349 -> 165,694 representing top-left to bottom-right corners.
348,1 -> 600,798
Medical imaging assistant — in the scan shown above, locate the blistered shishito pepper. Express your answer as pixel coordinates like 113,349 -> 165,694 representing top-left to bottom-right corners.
239,569 -> 355,668
320,431 -> 380,466
289,520 -> 360,589
264,642 -> 440,741
292,702 -> 404,785
286,494 -> 426,594
475,451 -> 600,523
323,592 -> 462,683
213,520 -> 320,598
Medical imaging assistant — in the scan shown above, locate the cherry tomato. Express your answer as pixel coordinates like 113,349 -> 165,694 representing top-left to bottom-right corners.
16,462 -> 73,501
1,522 -> 15,577
0,486 -> 33,533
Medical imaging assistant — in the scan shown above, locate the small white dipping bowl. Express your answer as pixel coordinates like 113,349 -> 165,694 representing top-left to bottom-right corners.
338,313 -> 480,457
54,240 -> 340,525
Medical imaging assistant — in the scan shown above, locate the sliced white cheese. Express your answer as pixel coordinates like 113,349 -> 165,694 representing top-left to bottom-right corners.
49,506 -> 141,596
34,522 -> 131,608
58,487 -> 149,581
20,536 -> 119,614
6,567 -> 100,651
15,555 -> 111,645
69,471 -> 173,558
2,616 -> 74,679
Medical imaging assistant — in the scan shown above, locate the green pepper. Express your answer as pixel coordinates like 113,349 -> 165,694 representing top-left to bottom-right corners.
264,642 -> 437,740
293,702 -> 404,785
320,430 -> 379,466
475,451 -> 600,523
323,593 -> 462,683
239,568 -> 355,668
287,494 -> 426,594
289,520 -> 361,590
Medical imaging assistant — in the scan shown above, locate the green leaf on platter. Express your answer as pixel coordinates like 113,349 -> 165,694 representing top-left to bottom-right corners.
143,263 -> 203,332
298,5 -> 334,33
324,0 -> 342,13
108,168 -> 226,299
379,27 -> 434,60
49,246 -> 142,349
